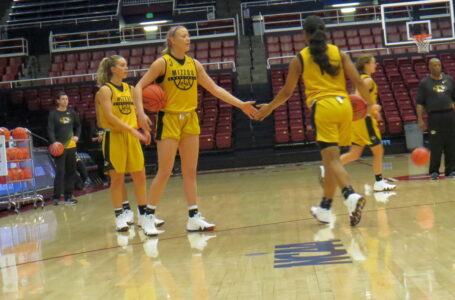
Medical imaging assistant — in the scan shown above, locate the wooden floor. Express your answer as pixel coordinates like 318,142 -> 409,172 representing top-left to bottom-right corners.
1,154 -> 455,300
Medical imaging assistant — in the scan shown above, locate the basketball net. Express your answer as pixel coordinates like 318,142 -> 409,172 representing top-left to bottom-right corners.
412,34 -> 431,53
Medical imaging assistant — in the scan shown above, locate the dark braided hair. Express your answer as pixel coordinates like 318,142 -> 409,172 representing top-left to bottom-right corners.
303,15 -> 340,77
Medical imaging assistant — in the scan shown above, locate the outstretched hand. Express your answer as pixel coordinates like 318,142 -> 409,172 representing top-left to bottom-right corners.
241,101 -> 258,119
254,103 -> 274,121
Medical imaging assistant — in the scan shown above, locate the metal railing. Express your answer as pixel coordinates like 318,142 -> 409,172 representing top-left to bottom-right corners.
0,38 -> 28,58
0,60 -> 236,89
123,0 -> 173,5
240,0 -> 317,34
49,18 -> 237,53
1,1 -> 121,30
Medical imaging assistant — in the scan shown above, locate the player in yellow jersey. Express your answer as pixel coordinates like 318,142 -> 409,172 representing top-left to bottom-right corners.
340,54 -> 396,192
96,55 -> 162,236
134,26 -> 257,232
255,16 -> 373,226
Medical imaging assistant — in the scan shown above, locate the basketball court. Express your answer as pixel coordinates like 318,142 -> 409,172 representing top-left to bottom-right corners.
1,154 -> 454,299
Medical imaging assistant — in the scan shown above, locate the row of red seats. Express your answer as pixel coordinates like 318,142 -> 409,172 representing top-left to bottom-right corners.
0,57 -> 22,81
52,39 -> 236,63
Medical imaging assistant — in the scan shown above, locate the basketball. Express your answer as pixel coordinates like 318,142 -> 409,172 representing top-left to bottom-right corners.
6,147 -> 19,161
12,127 -> 29,140
350,94 -> 368,121
22,167 -> 32,179
0,127 -> 10,141
49,142 -> 64,157
411,147 -> 430,166
143,84 -> 167,112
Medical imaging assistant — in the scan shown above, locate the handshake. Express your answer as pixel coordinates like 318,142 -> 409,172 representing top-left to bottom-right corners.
239,101 -> 274,121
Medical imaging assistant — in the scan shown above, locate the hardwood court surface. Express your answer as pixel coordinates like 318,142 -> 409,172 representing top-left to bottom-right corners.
0,154 -> 454,300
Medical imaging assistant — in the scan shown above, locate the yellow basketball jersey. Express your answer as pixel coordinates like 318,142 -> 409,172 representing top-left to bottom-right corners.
96,82 -> 138,131
158,54 -> 198,113
301,44 -> 348,106
361,74 -> 378,105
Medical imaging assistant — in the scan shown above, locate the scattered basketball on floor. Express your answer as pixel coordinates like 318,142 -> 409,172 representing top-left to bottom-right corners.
12,127 -> 29,140
350,94 -> 367,121
411,147 -> 430,166
0,127 -> 10,141
49,142 -> 64,157
143,84 -> 167,112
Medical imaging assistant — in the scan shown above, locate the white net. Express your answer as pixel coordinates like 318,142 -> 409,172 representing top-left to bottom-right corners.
413,34 -> 431,53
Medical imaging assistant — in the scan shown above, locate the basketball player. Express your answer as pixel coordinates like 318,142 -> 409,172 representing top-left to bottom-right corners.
96,55 -> 161,235
134,25 -> 257,232
339,54 -> 396,192
255,16 -> 373,226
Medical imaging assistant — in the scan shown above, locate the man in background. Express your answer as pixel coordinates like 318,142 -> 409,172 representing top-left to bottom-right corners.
48,92 -> 81,204
416,58 -> 455,179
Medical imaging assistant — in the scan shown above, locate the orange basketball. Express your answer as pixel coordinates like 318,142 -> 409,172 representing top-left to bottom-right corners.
411,147 -> 430,166
12,127 -> 29,140
6,147 -> 18,161
22,167 -> 32,179
143,84 -> 167,112
12,167 -> 24,180
0,127 -> 10,141
49,142 -> 64,157
350,94 -> 367,121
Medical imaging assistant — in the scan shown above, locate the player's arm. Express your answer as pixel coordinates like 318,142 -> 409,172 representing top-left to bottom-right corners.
133,58 -> 166,131
255,56 -> 301,121
341,51 -> 373,108
195,59 -> 257,119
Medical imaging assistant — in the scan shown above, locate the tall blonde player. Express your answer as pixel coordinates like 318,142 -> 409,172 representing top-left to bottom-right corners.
134,26 -> 257,232
96,55 -> 160,236
255,16 -> 373,226
340,54 -> 396,192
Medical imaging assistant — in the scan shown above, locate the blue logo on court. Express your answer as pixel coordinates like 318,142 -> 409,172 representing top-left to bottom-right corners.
274,240 -> 351,268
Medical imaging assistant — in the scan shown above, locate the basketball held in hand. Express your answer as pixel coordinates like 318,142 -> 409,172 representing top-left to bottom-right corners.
350,94 -> 367,121
49,142 -> 64,157
411,147 -> 430,166
143,84 -> 167,112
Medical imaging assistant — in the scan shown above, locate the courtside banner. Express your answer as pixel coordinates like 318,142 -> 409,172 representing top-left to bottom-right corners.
0,135 -> 6,176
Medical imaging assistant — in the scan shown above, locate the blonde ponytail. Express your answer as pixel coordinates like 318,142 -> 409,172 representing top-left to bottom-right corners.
96,55 -> 123,87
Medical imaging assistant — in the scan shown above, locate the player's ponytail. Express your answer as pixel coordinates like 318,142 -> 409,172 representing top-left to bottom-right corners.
304,16 -> 340,77
96,55 -> 123,87
162,25 -> 186,55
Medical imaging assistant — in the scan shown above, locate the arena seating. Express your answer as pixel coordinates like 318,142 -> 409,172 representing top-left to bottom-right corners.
7,0 -> 118,26
266,19 -> 455,65
0,56 -> 23,82
48,38 -> 237,80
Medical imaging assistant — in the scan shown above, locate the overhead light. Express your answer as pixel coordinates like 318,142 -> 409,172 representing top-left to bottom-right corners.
341,7 -> 356,13
333,2 -> 359,7
140,20 -> 169,25
144,25 -> 159,32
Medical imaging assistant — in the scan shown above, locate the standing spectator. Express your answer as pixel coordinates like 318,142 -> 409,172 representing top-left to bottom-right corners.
48,92 -> 81,205
416,58 -> 455,180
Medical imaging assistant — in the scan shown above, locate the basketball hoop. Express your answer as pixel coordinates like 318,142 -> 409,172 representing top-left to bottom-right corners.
412,34 -> 431,53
